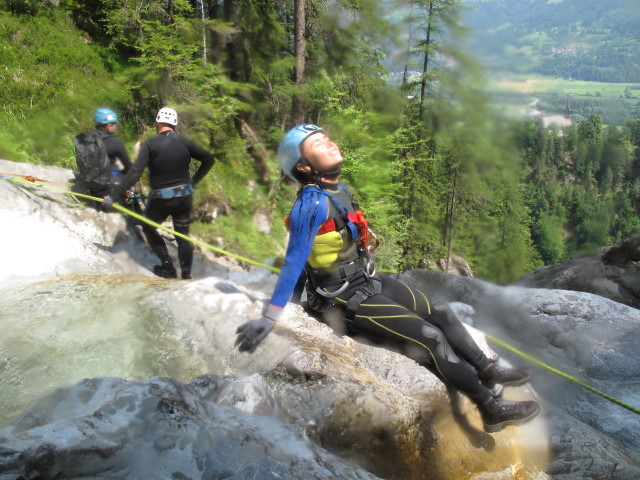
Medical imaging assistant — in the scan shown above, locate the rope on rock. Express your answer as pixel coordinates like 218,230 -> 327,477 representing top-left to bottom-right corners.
4,174 -> 281,273
486,334 -> 640,416
4,172 -> 639,416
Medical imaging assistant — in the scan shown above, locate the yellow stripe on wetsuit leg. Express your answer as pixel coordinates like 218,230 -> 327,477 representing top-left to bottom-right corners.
399,280 -> 431,315
332,279 -> 446,375
355,312 -> 447,380
335,294 -> 447,380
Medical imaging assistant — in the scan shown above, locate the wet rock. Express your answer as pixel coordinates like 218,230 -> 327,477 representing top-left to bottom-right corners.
397,270 -> 640,476
0,376 -> 378,479
518,233 -> 640,309
2,159 -> 639,479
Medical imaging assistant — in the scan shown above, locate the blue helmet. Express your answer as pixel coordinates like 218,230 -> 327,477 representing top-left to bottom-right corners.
277,124 -> 323,181
94,108 -> 118,125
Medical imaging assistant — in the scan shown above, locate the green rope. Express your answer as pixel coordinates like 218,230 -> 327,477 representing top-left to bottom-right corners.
5,175 -> 281,274
5,173 -> 640,416
486,334 -> 640,416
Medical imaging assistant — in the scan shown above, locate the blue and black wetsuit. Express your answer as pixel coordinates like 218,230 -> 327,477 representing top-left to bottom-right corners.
269,182 -> 495,405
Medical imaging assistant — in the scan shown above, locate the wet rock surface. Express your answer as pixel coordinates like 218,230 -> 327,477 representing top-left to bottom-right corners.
1,160 -> 639,479
0,376 -> 378,479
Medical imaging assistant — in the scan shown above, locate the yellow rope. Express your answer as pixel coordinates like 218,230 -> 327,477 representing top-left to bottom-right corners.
6,175 -> 281,273
5,173 -> 640,416
486,334 -> 640,416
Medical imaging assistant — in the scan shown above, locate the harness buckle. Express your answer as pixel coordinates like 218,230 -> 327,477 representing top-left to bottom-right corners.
316,280 -> 350,298
359,284 -> 376,298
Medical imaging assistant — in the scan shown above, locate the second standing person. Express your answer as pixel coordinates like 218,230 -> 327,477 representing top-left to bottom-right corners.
105,107 -> 215,280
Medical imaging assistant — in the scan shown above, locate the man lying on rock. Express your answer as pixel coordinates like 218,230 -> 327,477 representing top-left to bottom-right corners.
235,124 -> 540,434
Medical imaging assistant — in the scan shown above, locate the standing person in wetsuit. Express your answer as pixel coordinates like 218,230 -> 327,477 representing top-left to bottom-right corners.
235,124 -> 541,434
104,107 -> 215,280
92,108 -> 132,199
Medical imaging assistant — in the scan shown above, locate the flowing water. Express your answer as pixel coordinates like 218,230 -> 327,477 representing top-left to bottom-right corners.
0,274 -> 213,429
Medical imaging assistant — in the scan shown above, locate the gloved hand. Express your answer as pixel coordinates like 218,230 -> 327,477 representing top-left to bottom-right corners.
102,195 -> 113,209
235,316 -> 275,353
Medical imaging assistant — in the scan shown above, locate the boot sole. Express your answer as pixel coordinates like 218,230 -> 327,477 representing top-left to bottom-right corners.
483,404 -> 540,433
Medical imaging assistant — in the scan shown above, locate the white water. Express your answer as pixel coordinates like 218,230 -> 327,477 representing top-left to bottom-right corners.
0,275 -> 215,429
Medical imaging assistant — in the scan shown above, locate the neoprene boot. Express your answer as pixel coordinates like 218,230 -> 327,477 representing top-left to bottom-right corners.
181,269 -> 191,280
479,363 -> 531,389
153,260 -> 177,279
479,397 -> 540,433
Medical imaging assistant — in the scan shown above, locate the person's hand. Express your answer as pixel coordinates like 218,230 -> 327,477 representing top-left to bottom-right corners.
235,316 -> 275,353
103,196 -> 113,209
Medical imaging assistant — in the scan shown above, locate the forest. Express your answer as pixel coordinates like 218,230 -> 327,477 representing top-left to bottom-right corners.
462,0 -> 640,83
0,0 -> 638,284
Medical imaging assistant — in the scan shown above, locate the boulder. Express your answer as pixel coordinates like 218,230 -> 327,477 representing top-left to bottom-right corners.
0,375 -> 378,479
518,234 -> 640,309
397,269 -> 640,477
426,254 -> 474,277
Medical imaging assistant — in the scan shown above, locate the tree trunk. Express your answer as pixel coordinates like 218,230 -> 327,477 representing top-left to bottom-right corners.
292,0 -> 306,124
402,5 -> 416,91
239,119 -> 271,182
419,0 -> 434,121
224,0 -> 239,80
208,0 -> 223,66
444,160 -> 458,273
199,0 -> 207,65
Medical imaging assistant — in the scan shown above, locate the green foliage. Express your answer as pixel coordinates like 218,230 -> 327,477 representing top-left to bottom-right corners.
532,214 -> 566,264
132,20 -> 200,79
0,10 -> 133,164
462,0 -> 640,82
1,0 -> 637,287
514,113 -> 639,262
191,214 -> 284,265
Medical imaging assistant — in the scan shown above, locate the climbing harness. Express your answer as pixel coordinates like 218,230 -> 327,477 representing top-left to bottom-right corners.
149,183 -> 194,199
342,278 -> 382,332
285,184 -> 383,330
284,184 -> 380,254
2,172 -> 639,417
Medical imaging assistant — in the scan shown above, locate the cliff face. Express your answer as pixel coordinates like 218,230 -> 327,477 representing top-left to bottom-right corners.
1,159 -> 639,479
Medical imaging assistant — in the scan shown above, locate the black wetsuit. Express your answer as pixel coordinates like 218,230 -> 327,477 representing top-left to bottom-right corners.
98,129 -> 132,199
86,130 -> 132,198
335,276 -> 493,404
110,130 -> 214,276
272,183 -> 494,406
97,129 -> 132,174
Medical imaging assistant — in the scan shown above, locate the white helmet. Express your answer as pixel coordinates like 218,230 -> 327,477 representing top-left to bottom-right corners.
156,107 -> 178,126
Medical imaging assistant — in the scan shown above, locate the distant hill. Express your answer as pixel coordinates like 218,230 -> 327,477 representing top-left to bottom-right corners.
461,0 -> 640,82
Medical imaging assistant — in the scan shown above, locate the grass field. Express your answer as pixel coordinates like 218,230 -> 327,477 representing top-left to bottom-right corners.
485,75 -> 640,122
491,75 -> 640,97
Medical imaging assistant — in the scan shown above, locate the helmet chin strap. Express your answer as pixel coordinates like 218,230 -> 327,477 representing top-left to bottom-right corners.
301,160 -> 341,184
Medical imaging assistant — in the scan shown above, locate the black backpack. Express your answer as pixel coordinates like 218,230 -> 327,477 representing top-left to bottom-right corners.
74,131 -> 110,188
